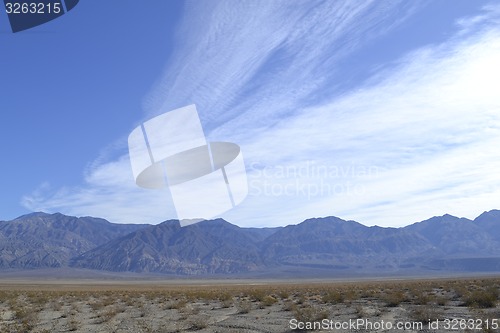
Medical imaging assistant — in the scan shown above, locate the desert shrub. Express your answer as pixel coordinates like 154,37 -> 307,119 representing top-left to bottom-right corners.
464,290 -> 497,308
283,300 -> 297,312
354,305 -> 365,318
218,292 -> 232,302
188,316 -> 208,330
100,306 -> 120,322
99,297 -> 115,307
260,295 -> 277,308
89,297 -> 115,311
169,299 -> 188,310
278,290 -> 289,299
4,321 -> 35,333
382,291 -> 407,307
89,300 -> 105,311
221,298 -> 233,308
412,291 -> 432,305
248,289 -> 266,302
215,292 -> 233,308
293,305 -> 329,323
322,290 -> 343,304
435,296 -> 448,306
359,288 -> 376,298
13,306 -> 30,321
68,318 -> 80,331
452,285 -> 469,299
137,319 -> 155,333
296,294 -> 306,305
410,305 -> 441,322
27,292 -> 49,307
237,300 -> 252,314
344,289 -> 359,302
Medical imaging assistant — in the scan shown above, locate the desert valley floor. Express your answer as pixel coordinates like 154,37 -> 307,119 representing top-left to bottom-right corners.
0,276 -> 499,332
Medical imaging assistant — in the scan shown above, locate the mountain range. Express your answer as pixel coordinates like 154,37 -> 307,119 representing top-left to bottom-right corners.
1,210 -> 500,276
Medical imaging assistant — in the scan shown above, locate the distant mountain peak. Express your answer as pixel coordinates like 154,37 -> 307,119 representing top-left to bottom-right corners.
417,213 -> 467,224
0,213 -> 147,269
13,211 -> 53,220
476,209 -> 500,220
301,216 -> 348,224
3,210 -> 500,276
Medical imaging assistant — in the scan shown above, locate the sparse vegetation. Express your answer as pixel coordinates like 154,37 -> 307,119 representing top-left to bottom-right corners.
293,304 -> 329,322
410,304 -> 442,322
170,298 -> 188,310
383,290 -> 407,307
260,295 -> 278,307
282,300 -> 297,312
354,304 -> 365,318
67,317 -> 81,331
0,277 -> 498,332
322,290 -> 344,304
188,316 -> 209,330
237,299 -> 252,314
465,289 -> 498,308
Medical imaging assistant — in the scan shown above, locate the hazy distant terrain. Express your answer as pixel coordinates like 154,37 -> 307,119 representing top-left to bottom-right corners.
1,211 -> 500,276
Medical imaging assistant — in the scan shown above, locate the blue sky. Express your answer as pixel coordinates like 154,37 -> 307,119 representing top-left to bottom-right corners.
1,0 -> 500,227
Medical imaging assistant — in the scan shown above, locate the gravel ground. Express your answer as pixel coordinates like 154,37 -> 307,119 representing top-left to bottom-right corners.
0,277 -> 499,332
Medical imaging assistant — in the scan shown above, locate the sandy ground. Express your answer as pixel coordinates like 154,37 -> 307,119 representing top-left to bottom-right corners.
0,277 -> 499,332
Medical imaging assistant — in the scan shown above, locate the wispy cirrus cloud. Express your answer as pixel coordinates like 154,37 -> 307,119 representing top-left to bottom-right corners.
22,1 -> 500,227
226,9 -> 500,227
144,0 -> 421,131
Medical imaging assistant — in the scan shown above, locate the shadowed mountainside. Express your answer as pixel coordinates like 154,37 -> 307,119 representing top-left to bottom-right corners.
0,212 -> 147,268
2,210 -> 500,275
71,219 -> 265,274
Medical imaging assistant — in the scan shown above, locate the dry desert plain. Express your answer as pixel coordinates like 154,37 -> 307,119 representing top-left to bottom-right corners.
0,276 -> 499,332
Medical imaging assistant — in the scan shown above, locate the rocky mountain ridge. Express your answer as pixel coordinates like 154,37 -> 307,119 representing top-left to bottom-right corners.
1,210 -> 500,275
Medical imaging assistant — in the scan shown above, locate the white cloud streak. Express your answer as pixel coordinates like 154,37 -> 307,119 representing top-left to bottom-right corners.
22,1 -> 500,227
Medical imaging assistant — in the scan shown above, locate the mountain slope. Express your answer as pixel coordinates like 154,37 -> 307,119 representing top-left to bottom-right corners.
474,210 -> 500,242
261,216 -> 434,269
3,210 -> 500,275
71,219 -> 263,274
0,212 -> 147,268
404,214 -> 500,256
